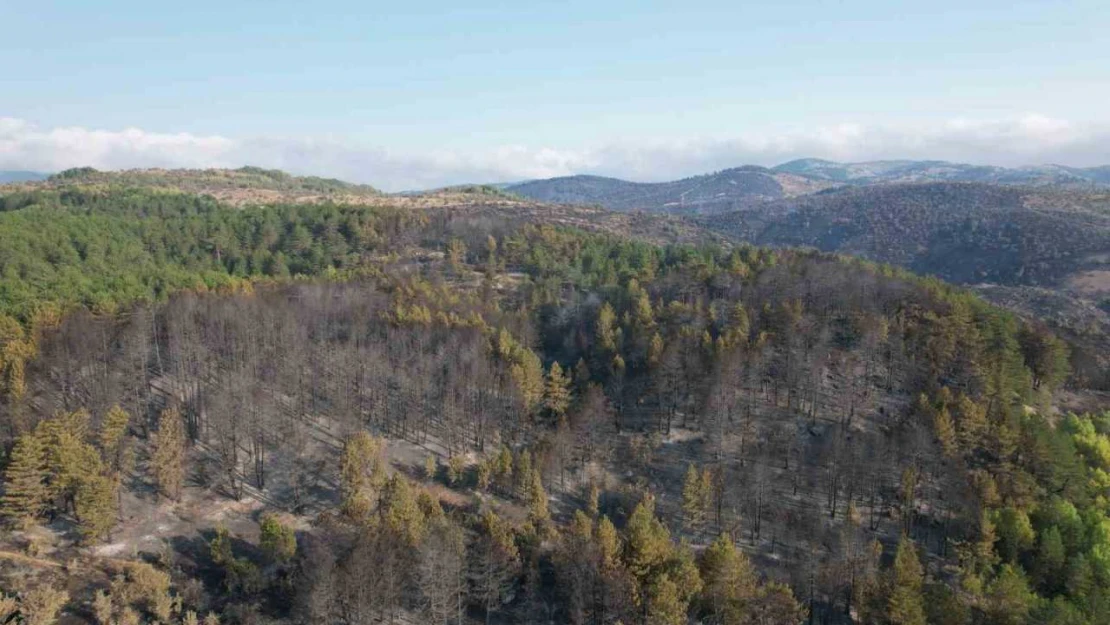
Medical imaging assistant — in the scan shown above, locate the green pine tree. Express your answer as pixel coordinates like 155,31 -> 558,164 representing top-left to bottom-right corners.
1,432 -> 49,529
544,361 -> 572,419
887,535 -> 927,625
699,534 -> 758,624
75,472 -> 119,542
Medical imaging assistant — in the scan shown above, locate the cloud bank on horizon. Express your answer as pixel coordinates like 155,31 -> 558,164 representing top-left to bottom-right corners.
2,115 -> 1108,192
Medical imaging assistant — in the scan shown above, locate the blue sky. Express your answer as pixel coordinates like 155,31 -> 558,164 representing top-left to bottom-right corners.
3,0 -> 1109,189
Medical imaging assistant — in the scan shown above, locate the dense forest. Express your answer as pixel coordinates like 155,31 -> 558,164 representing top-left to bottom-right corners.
0,180 -> 1106,625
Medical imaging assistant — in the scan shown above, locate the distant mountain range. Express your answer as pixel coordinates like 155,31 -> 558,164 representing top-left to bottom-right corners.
504,159 -> 1110,214
0,170 -> 48,183
773,158 -> 1110,186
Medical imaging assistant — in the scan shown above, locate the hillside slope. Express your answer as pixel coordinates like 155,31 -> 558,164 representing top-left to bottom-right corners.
700,182 -> 1110,287
2,166 -> 382,205
699,182 -> 1110,386
506,166 -> 836,214
0,178 -> 1106,625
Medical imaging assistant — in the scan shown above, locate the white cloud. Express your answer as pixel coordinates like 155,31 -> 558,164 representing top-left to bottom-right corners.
1,115 -> 1109,191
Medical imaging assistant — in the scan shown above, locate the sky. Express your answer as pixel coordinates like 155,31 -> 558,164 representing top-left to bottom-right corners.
2,0 -> 1109,190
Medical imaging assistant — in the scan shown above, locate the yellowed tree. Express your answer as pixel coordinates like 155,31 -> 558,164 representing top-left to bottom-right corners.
544,362 -> 572,420
37,410 -> 100,513
19,586 -> 69,625
92,590 -> 113,625
99,405 -> 133,475
339,431 -> 386,519
446,237 -> 467,272
75,472 -> 119,542
382,474 -> 427,545
150,407 -> 187,501
587,482 -> 601,518
528,471 -> 551,535
0,314 -> 36,400
596,303 -> 618,352
0,432 -> 48,528
682,464 -> 710,533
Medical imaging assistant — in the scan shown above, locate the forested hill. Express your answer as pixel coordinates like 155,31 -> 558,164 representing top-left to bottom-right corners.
699,182 -> 1110,288
506,166 -> 835,214
0,185 -> 724,323
3,166 -> 382,206
0,178 -> 1106,625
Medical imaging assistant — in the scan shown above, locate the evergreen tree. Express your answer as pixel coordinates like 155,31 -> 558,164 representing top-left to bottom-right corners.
150,407 -> 186,501
625,494 -> 672,583
75,472 -> 119,542
527,471 -> 551,533
699,534 -> 758,624
446,237 -> 467,272
544,361 -> 572,420
1,432 -> 48,528
624,494 -> 701,624
1018,324 -> 1070,390
924,583 -> 970,625
596,303 -> 618,352
992,507 -> 1035,563
646,574 -> 685,625
749,582 -> 806,625
511,348 -> 545,413
587,482 -> 600,518
494,446 -> 513,494
682,464 -> 709,532
37,410 -> 99,513
477,458 -> 492,491
887,535 -> 926,625
984,564 -> 1035,625
648,333 -> 661,366
728,303 -> 750,344
595,516 -> 625,616
955,394 -> 988,452
339,431 -> 385,519
99,405 -> 132,474
470,511 -> 520,625
514,450 -> 534,500
260,514 -> 297,564
1033,525 -> 1066,593
382,474 -> 426,545
424,454 -> 438,482
934,406 -> 958,458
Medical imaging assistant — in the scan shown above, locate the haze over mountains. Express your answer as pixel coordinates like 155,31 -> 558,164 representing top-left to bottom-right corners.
0,170 -> 48,183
